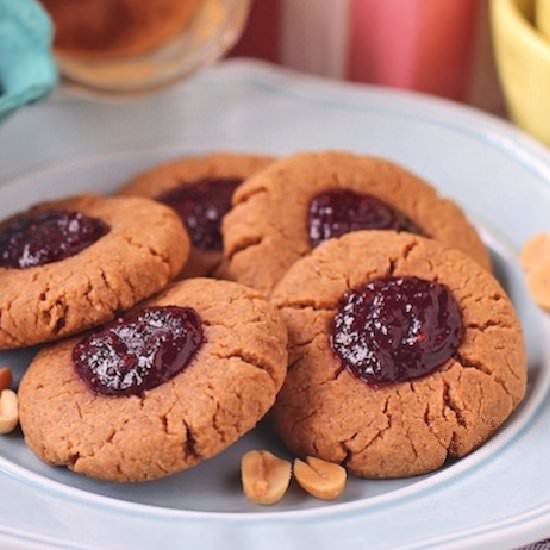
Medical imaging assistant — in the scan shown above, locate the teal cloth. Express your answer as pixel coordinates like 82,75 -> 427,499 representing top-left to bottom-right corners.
0,0 -> 57,123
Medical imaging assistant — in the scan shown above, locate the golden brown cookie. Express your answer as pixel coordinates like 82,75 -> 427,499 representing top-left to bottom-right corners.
520,233 -> 550,309
271,231 -> 526,478
0,195 -> 188,349
223,151 -> 491,294
19,279 -> 288,482
119,152 -> 274,278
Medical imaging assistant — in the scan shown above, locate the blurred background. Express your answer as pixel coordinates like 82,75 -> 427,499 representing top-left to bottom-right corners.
4,0 -> 550,146
229,0 -> 505,116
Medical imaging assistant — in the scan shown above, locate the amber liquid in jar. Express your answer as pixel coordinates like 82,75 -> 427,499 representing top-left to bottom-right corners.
39,0 -> 250,94
40,0 -> 203,59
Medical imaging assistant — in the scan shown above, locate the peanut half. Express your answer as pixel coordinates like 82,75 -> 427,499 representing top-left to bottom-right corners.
293,457 -> 347,500
241,450 -> 292,505
0,368 -> 12,391
0,390 -> 18,434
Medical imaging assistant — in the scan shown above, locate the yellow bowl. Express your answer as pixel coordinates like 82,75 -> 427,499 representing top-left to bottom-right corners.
537,0 -> 550,40
492,0 -> 550,147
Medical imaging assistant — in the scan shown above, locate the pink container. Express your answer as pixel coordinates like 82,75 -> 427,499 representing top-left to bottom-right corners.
348,0 -> 479,100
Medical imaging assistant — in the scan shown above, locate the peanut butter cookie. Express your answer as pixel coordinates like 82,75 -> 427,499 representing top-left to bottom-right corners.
223,151 -> 491,294
0,195 -> 188,349
119,152 -> 273,277
19,279 -> 288,482
271,231 -> 526,478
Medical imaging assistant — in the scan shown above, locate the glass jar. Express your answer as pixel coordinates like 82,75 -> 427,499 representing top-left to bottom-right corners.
40,0 -> 251,95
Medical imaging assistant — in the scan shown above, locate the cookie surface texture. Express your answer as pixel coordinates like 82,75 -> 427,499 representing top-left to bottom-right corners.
119,152 -> 273,277
19,279 -> 288,482
521,233 -> 550,310
223,151 -> 491,294
0,195 -> 188,349
271,231 -> 526,478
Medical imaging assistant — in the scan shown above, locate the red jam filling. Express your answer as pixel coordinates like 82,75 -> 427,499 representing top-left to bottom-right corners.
73,306 -> 204,395
0,210 -> 109,269
308,189 -> 422,248
157,178 -> 241,251
331,276 -> 463,384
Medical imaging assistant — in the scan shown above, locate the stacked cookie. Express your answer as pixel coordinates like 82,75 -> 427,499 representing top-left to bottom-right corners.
1,151 -> 526,488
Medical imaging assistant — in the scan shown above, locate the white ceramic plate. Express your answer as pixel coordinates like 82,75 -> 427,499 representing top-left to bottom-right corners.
0,61 -> 549,550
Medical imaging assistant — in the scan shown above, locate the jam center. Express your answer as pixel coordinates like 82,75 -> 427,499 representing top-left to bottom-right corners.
73,306 -> 204,396
331,276 -> 463,384
156,178 -> 241,251
307,189 -> 422,248
0,210 -> 110,269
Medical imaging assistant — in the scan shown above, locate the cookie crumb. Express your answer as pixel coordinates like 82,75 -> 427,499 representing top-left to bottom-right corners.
521,233 -> 550,309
